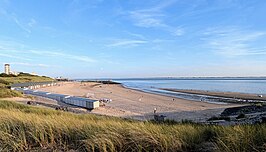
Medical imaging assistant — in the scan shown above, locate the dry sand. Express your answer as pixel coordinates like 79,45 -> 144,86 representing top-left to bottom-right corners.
32,82 -> 243,122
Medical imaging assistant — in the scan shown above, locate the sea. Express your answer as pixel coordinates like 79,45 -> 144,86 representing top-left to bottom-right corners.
82,78 -> 266,104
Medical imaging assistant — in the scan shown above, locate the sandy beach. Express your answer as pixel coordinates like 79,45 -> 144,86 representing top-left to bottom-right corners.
25,82 -> 241,122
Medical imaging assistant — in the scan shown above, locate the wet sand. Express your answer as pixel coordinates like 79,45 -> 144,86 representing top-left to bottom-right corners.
32,82 -> 243,122
162,89 -> 266,101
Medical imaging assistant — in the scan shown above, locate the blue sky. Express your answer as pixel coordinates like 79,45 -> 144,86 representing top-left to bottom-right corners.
0,0 -> 266,78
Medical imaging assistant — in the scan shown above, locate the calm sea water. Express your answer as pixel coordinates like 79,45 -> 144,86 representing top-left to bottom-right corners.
112,79 -> 266,102
114,78 -> 266,94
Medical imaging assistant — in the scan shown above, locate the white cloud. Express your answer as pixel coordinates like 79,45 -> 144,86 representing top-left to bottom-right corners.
129,10 -> 166,28
204,27 -> 266,57
0,8 -> 35,34
27,50 -> 96,63
69,55 -> 96,63
173,28 -> 184,36
107,40 -> 147,47
0,53 -> 31,61
128,0 -> 184,36
9,62 -> 52,68
12,16 -> 32,33
0,40 -> 96,63
125,31 -> 146,40
28,18 -> 37,27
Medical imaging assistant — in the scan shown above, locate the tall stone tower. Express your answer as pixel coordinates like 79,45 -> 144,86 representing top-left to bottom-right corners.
4,64 -> 10,75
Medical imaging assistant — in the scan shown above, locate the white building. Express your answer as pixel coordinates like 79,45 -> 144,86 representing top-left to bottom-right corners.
4,64 -> 10,75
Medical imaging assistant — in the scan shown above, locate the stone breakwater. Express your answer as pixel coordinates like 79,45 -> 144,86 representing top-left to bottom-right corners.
206,105 -> 266,125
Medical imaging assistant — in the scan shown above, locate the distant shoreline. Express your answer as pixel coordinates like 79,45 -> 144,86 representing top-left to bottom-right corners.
76,76 -> 266,81
80,80 -> 121,85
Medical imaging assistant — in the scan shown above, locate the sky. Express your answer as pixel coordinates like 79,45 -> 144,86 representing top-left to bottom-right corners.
0,0 -> 266,78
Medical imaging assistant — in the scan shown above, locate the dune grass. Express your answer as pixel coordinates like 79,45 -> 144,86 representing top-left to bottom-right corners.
0,100 -> 265,151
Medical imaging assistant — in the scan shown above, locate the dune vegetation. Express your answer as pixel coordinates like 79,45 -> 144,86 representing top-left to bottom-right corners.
0,89 -> 22,98
0,73 -> 54,98
0,72 -> 54,85
0,100 -> 265,151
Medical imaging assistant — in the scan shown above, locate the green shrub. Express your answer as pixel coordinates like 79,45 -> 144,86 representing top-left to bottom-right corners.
0,78 -> 10,85
0,73 -> 17,77
18,72 -> 34,76
0,89 -> 22,98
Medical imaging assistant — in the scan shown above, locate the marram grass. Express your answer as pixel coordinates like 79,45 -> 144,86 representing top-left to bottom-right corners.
0,100 -> 265,152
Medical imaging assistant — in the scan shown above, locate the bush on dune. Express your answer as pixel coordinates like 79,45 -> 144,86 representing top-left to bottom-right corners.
0,79 -> 10,85
0,100 -> 265,151
0,89 -> 22,98
0,73 -> 17,77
